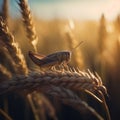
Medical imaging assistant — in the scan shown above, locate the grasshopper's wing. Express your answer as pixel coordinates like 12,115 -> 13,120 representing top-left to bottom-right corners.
40,54 -> 59,67
29,51 -> 46,59
29,51 -> 46,66
29,51 -> 58,67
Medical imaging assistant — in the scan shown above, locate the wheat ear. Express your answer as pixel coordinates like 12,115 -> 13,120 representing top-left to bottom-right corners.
0,17 -> 28,74
0,44 -> 18,74
18,0 -> 38,52
0,69 -> 107,98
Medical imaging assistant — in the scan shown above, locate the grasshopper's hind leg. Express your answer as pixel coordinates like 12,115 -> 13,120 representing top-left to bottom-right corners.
62,62 -> 69,71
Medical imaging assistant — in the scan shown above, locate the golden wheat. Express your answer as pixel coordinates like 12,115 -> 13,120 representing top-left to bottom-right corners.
0,1 -> 111,120
0,68 -> 106,119
0,44 -> 18,74
18,0 -> 38,52
0,17 -> 28,74
0,69 -> 107,97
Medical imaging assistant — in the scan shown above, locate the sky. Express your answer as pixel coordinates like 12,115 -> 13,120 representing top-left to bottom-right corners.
2,0 -> 120,20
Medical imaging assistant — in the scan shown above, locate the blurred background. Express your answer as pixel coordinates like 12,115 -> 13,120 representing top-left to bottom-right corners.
0,0 -> 120,120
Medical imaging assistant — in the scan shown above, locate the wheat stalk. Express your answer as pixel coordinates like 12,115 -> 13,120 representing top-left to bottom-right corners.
18,0 -> 38,52
17,1 -> 40,117
0,17 -> 28,74
27,94 -> 40,120
98,91 -> 111,120
29,92 -> 57,120
0,109 -> 12,120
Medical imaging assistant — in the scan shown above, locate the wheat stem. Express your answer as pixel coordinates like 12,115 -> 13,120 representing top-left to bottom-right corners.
31,92 -> 57,120
0,109 -> 13,120
27,94 -> 40,120
98,91 -> 111,120
46,86 -> 103,120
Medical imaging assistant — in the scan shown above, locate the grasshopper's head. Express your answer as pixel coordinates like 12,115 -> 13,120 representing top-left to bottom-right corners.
66,51 -> 71,61
56,51 -> 71,63
61,51 -> 71,62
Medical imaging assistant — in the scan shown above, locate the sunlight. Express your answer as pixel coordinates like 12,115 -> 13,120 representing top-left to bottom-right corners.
30,0 -> 120,20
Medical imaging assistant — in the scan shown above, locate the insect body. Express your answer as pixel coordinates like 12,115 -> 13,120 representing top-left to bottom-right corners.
29,51 -> 71,68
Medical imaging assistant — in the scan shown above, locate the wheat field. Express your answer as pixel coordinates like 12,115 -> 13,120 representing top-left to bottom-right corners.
0,0 -> 120,120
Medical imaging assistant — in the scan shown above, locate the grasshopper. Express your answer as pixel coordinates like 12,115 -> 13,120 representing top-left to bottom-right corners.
29,41 -> 83,69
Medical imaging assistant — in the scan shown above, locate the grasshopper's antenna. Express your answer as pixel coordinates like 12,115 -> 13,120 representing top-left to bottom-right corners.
71,41 -> 84,53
